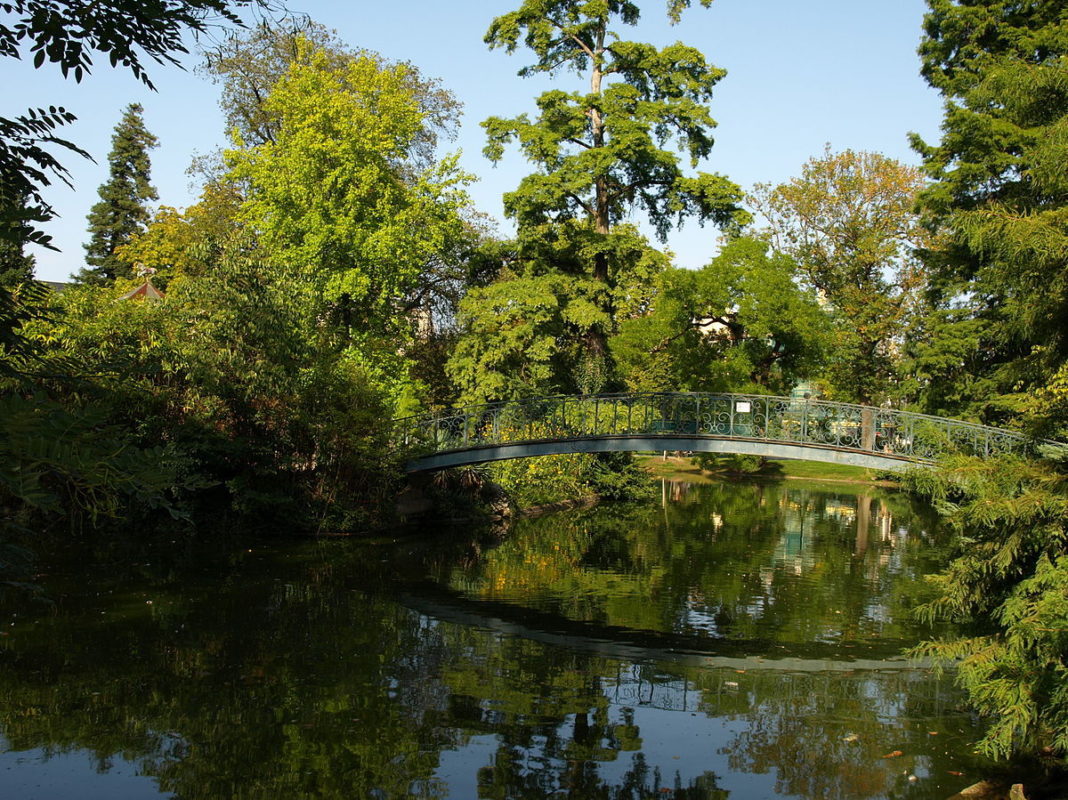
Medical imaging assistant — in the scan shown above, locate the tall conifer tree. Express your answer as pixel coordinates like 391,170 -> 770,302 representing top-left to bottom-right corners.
911,0 -> 1068,427
0,192 -> 36,287
450,0 -> 746,402
81,103 -> 159,284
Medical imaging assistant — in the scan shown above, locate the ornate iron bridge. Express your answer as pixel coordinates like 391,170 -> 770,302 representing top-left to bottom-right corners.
396,392 -> 1042,474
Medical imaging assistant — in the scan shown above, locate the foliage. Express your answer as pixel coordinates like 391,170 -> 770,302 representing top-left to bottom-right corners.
0,0 -> 260,251
751,147 -> 928,404
45,237 -> 403,529
479,0 -> 746,369
448,224 -> 670,403
692,452 -> 771,476
80,103 -> 159,284
0,281 -> 191,566
483,0 -> 742,235
15,26 -> 480,529
225,38 -> 473,344
612,237 -> 827,394
114,179 -> 243,284
200,17 -> 459,166
910,0 -> 1068,427
904,454 -> 1068,762
0,105 -> 87,252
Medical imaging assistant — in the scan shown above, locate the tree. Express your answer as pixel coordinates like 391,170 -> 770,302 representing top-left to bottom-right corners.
481,0 -> 747,363
200,18 -> 459,168
0,191 -> 36,286
114,178 -> 244,283
447,226 -> 669,403
750,148 -> 928,405
0,0 -> 261,253
611,237 -> 828,394
225,40 -> 472,355
80,103 -> 159,283
901,0 -> 1068,769
910,0 -> 1068,431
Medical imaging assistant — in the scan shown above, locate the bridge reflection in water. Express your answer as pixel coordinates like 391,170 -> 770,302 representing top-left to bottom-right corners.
397,392 -> 1041,473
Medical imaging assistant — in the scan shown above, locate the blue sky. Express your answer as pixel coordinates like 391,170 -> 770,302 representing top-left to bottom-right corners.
6,0 -> 945,282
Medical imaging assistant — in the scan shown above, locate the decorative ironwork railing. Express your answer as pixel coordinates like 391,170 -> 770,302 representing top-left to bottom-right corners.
394,392 -> 1041,465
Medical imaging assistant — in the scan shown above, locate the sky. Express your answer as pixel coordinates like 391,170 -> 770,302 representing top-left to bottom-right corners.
5,0 -> 947,282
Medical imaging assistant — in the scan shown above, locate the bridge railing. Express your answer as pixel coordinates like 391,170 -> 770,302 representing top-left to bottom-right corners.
394,392 -> 1038,464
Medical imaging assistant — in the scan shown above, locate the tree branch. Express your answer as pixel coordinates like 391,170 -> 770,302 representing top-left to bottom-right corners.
565,192 -> 594,217
567,32 -> 596,60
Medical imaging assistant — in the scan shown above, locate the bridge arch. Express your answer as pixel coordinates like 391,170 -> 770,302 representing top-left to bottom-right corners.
395,392 -> 1039,474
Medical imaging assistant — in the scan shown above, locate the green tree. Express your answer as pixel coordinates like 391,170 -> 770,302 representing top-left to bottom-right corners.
750,147 -> 928,405
447,227 -> 669,403
79,103 -> 159,284
225,38 -> 472,406
901,0 -> 1068,768
910,0 -> 1068,431
0,192 -> 36,286
481,0 -> 747,363
612,237 -> 828,395
200,18 -> 459,167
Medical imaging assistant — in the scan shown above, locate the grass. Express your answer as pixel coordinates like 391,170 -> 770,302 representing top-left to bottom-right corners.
634,453 -> 893,485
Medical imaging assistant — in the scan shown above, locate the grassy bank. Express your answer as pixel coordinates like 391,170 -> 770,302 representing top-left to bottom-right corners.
635,453 -> 894,486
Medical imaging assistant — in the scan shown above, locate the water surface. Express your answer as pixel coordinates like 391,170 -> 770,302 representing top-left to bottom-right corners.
0,480 -> 990,799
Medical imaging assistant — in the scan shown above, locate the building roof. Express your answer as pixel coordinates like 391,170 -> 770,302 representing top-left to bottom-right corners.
118,280 -> 165,301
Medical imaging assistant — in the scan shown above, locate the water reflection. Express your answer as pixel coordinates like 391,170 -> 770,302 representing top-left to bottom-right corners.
0,482 -> 988,799
439,481 -> 955,659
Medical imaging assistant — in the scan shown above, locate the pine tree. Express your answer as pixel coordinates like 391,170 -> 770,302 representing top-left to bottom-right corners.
81,103 -> 159,284
0,192 -> 37,288
906,0 -> 1068,767
911,0 -> 1068,427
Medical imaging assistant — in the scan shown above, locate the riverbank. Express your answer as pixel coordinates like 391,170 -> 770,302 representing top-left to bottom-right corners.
636,453 -> 899,487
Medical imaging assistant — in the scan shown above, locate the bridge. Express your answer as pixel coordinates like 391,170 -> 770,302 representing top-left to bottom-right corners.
396,392 -> 1041,474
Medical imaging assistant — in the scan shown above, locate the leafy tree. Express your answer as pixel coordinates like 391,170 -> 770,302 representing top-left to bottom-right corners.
80,103 -> 159,284
225,39 -> 471,343
0,0 -> 261,252
200,18 -> 459,167
750,147 -> 928,405
49,233 -> 402,528
611,237 -> 828,395
480,0 -> 747,363
902,1 -> 1068,768
910,0 -> 1068,431
113,183 -> 243,284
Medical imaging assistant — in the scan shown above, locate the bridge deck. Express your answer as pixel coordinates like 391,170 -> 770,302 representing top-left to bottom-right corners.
395,392 -> 1040,474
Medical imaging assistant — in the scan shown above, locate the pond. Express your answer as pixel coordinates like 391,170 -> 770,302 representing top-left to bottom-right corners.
0,479 -> 994,799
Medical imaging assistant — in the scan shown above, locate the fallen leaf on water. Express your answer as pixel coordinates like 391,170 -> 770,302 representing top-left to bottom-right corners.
882,750 -> 904,759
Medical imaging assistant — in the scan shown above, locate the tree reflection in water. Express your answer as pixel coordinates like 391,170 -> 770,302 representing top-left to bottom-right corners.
0,482 -> 990,799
